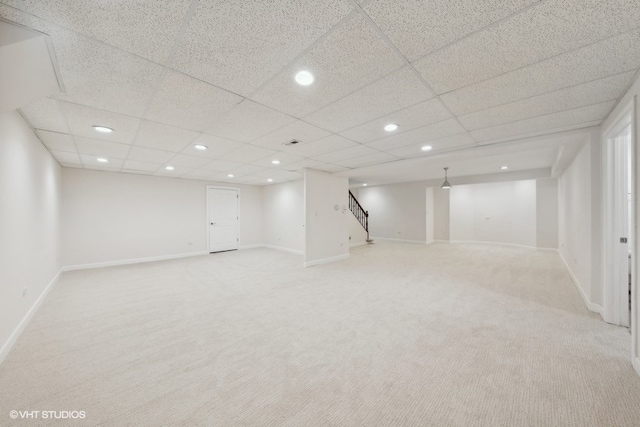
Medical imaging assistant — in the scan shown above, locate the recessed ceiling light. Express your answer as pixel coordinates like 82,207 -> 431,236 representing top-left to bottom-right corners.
227,174 -> 234,178
501,166 -> 509,170
363,183 -> 367,186
194,144 -> 207,150
267,178 -> 273,182
295,70 -> 314,86
384,123 -> 399,132
92,125 -> 113,133
272,160 -> 280,165
421,145 -> 432,151
96,157 -> 108,163
165,166 -> 174,171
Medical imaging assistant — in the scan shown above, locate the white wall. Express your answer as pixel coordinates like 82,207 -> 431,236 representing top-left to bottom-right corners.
262,180 -> 304,254
426,187 -> 434,243
0,111 -> 61,363
558,141 -> 593,304
601,73 -> 640,374
536,178 -> 559,249
348,210 -> 368,246
433,188 -> 450,241
358,181 -> 426,242
304,169 -> 349,267
450,180 -> 537,247
61,169 -> 262,267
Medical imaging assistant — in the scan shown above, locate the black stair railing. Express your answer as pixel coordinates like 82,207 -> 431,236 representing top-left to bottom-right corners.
349,190 -> 369,240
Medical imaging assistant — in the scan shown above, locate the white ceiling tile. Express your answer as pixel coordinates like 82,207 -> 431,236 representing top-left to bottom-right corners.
313,163 -> 350,173
441,29 -> 640,115
166,154 -> 212,168
121,169 -> 153,176
36,130 -> 76,152
183,134 -> 245,158
50,150 -> 81,165
153,166 -> 191,177
29,18 -> 164,117
312,145 -> 379,163
228,165 -> 268,176
122,160 -> 163,173
250,152 -> 305,168
205,100 -> 296,143
339,99 -> 452,143
74,137 -> 131,158
127,146 -> 175,164
80,154 -> 124,170
220,144 -> 279,163
181,168 -> 218,179
145,70 -> 244,131
251,120 -> 331,150
282,159 -> 328,172
364,0 -> 537,61
172,0 -> 353,96
288,135 -> 359,158
62,102 -> 140,144
251,14 -> 405,117
303,66 -> 432,132
23,0 -> 190,63
471,101 -> 615,142
365,119 -> 468,151
200,160 -> 245,172
458,72 -> 636,131
132,120 -> 200,153
334,152 -> 397,168
253,169 -> 303,181
20,98 -> 68,133
415,0 -> 640,93
385,134 -> 476,159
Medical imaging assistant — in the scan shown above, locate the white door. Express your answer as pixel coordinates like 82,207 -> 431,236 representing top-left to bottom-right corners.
207,187 -> 239,253
613,127 -> 632,327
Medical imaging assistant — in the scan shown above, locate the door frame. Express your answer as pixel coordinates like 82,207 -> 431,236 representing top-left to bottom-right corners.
602,103 -> 635,327
206,185 -> 240,253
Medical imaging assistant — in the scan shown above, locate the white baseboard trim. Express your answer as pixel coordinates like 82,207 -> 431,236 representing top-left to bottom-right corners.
372,237 -> 427,244
304,253 -> 349,268
434,239 -> 450,243
426,239 -> 435,245
61,251 -> 209,272
350,241 -> 368,248
239,244 -> 265,250
0,268 -> 62,366
558,253 -> 603,315
633,356 -> 640,377
449,240 -> 541,250
263,245 -> 304,255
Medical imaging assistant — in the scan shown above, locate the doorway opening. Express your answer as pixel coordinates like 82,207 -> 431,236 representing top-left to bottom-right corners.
604,111 -> 634,329
206,186 -> 239,253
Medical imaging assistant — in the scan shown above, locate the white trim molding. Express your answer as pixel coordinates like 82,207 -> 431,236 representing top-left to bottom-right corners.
372,237 -> 427,244
634,357 -> 640,377
559,253 -> 604,315
263,245 -> 304,256
0,269 -> 62,365
61,251 -> 209,272
350,241 -> 368,248
304,253 -> 349,268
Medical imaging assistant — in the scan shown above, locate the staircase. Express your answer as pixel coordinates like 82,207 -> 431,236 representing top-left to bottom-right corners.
349,191 -> 374,243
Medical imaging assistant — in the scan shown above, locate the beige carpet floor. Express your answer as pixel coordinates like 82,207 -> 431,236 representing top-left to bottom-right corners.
1,242 -> 639,426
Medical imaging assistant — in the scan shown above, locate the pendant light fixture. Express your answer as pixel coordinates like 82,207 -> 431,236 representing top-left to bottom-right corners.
441,167 -> 451,189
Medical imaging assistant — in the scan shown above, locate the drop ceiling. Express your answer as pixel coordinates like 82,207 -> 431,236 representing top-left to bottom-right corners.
2,0 -> 639,186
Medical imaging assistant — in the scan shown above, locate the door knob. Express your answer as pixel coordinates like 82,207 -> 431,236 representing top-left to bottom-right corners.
210,222 -> 216,225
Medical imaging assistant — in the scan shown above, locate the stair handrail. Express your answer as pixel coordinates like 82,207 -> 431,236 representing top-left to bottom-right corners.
348,190 -> 369,240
